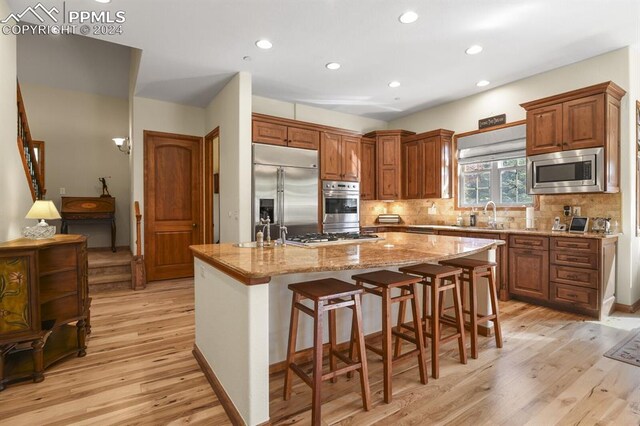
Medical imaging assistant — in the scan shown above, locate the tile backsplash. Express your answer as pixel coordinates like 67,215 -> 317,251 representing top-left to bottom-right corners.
361,193 -> 621,231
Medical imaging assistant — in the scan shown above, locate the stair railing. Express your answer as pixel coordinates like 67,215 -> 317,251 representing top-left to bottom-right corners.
17,82 -> 45,200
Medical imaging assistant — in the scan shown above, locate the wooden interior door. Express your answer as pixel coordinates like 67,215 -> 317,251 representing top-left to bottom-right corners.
144,131 -> 202,281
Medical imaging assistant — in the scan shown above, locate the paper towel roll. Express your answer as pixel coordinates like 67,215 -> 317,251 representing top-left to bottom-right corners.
525,206 -> 535,229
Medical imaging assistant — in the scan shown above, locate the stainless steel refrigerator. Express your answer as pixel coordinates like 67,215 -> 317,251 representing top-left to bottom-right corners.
252,144 -> 319,240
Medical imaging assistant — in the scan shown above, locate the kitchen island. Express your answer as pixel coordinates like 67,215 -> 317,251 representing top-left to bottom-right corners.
190,232 -> 505,425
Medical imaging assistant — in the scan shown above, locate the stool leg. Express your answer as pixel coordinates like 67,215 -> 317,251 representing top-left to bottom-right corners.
453,275 -> 467,365
328,308 -> 338,384
284,293 -> 301,400
431,278 -> 441,379
488,267 -> 503,349
347,305 -> 357,380
469,275 -> 479,359
382,288 -> 393,403
410,283 -> 428,385
312,300 -> 325,425
422,279 -> 428,331
353,294 -> 371,411
393,288 -> 407,358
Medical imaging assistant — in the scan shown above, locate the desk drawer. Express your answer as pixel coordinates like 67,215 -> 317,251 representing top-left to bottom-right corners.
550,265 -> 598,289
550,282 -> 597,310
509,235 -> 548,250
551,250 -> 598,269
551,237 -> 598,253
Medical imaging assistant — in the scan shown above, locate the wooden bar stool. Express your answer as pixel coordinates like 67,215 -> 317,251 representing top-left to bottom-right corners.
440,258 -> 503,359
284,278 -> 370,425
350,270 -> 427,403
398,263 -> 467,379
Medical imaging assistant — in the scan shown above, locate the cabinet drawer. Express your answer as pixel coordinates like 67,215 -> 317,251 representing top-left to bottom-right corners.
551,237 -> 598,253
438,231 -> 467,237
550,282 -> 597,310
41,293 -> 80,323
550,265 -> 598,289
467,232 -> 502,240
509,235 -> 548,250
551,250 -> 598,269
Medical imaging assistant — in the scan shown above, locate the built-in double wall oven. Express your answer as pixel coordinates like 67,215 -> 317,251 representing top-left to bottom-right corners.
322,180 -> 360,233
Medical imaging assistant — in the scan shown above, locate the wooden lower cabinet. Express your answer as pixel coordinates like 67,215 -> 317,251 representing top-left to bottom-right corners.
0,235 -> 89,391
508,247 -> 550,300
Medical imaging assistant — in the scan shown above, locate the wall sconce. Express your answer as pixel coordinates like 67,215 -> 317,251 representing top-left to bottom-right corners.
113,137 -> 130,155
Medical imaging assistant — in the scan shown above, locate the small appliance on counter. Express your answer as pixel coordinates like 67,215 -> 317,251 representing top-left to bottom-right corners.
377,214 -> 401,224
591,217 -> 612,234
569,216 -> 589,234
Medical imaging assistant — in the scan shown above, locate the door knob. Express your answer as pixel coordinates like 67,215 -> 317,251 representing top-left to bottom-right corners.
192,223 -> 197,228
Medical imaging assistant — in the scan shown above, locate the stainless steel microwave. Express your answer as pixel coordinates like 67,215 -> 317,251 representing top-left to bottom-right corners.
527,147 -> 604,194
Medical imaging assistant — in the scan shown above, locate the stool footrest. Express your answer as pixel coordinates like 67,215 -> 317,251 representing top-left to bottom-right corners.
294,302 -> 314,317
392,330 -> 418,345
289,363 -> 313,387
393,349 -> 421,363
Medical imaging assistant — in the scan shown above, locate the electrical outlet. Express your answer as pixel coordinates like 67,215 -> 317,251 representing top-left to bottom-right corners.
572,206 -> 581,216
59,187 -> 66,195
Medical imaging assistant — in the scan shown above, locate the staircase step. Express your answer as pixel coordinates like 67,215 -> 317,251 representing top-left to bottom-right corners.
88,264 -> 131,277
89,273 -> 132,286
89,280 -> 132,293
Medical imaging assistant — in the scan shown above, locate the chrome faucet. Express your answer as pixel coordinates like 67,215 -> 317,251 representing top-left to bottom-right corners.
260,216 -> 271,245
279,225 -> 288,246
484,201 -> 498,229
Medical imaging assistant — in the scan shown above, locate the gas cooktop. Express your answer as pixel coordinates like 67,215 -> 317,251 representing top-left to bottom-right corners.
285,232 -> 384,247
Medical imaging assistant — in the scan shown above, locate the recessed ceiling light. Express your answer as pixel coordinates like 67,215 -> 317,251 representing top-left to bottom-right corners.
326,62 -> 341,70
399,11 -> 418,24
466,45 -> 483,55
255,39 -> 272,49
476,80 -> 490,87
388,81 -> 401,88
95,0 -> 111,3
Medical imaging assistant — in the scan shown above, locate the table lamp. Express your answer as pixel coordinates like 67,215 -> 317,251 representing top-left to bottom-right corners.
23,200 -> 61,239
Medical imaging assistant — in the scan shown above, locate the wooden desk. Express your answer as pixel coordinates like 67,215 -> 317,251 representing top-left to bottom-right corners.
61,197 -> 116,252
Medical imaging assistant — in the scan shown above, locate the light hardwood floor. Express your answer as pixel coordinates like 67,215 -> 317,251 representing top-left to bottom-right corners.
1,279 -> 639,425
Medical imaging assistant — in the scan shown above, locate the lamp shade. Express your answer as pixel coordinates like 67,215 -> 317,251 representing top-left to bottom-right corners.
113,137 -> 126,146
25,200 -> 61,220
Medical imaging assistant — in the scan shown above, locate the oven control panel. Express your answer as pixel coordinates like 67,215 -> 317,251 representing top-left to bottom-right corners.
323,181 -> 359,191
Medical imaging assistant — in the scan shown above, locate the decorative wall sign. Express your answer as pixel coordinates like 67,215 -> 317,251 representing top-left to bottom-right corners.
479,114 -> 507,129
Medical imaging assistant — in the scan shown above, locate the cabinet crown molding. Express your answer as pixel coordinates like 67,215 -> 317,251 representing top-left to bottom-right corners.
520,81 -> 626,110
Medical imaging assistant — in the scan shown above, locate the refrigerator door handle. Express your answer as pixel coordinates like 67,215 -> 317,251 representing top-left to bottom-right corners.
279,168 -> 285,227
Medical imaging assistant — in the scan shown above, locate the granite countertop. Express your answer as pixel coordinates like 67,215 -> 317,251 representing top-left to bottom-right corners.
190,232 -> 505,285
363,224 -> 619,239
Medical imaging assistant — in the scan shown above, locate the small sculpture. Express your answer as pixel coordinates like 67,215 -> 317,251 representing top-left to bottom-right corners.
99,177 -> 111,198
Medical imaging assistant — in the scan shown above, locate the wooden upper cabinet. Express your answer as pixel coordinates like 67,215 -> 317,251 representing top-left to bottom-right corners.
253,121 -> 287,146
526,104 -> 563,155
288,126 -> 320,150
400,130 -> 453,200
341,136 -> 360,182
360,138 -> 376,200
252,117 -> 319,150
321,132 -> 342,180
402,140 -> 420,199
420,136 -> 441,199
522,81 -> 625,157
320,133 -> 360,182
562,94 -> 604,151
374,134 -> 404,200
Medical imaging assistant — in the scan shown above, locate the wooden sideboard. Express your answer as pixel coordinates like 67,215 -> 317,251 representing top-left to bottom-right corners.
0,235 -> 89,391
61,196 -> 116,252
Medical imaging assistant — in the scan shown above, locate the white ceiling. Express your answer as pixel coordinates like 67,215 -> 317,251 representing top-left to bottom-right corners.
17,33 -> 131,98
7,0 -> 640,120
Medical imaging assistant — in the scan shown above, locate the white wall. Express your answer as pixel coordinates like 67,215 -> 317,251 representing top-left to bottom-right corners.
0,0 -> 34,242
131,97 -> 206,252
253,95 -> 388,133
206,73 -> 253,243
390,47 -> 639,306
20,84 -> 130,248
